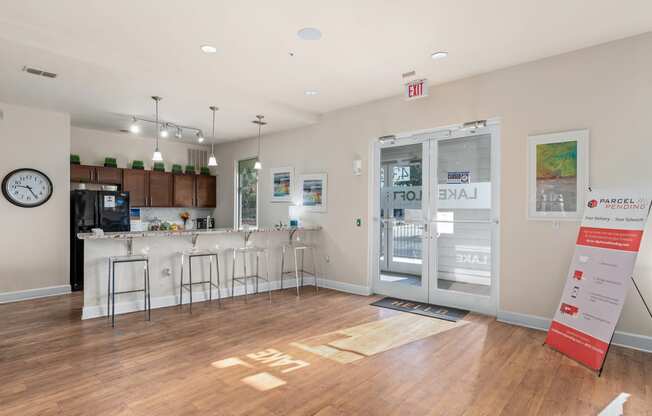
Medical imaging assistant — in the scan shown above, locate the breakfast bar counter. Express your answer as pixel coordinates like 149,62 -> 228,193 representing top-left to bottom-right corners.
78,226 -> 322,319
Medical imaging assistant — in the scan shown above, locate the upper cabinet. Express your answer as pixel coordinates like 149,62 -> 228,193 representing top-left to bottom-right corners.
70,164 -> 95,183
123,169 -> 148,207
148,171 -> 173,207
173,174 -> 195,207
196,175 -> 217,208
96,167 -> 122,186
70,163 -> 216,208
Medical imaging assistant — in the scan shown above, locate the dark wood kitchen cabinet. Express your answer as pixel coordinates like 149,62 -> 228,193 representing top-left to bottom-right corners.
95,166 -> 123,186
148,171 -> 173,207
70,164 -> 95,183
195,175 -> 216,208
122,169 -> 148,207
173,174 -> 195,207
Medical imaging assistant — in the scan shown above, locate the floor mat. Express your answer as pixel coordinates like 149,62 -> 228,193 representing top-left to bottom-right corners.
370,297 -> 469,322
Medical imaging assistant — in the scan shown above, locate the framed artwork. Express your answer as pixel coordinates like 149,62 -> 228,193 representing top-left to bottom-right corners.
298,173 -> 327,212
270,167 -> 294,203
527,129 -> 589,220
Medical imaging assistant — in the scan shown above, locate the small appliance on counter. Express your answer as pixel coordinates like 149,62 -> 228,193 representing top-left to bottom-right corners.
195,216 -> 215,229
70,184 -> 130,291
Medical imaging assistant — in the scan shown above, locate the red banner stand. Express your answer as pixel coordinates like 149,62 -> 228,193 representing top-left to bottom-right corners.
544,276 -> 652,377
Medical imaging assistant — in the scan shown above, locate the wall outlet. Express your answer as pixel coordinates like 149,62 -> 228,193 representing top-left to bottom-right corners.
325,255 -> 331,263
162,268 -> 171,276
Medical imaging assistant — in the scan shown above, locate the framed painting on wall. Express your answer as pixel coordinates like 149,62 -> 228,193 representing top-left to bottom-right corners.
270,167 -> 294,203
298,173 -> 327,212
527,129 -> 589,220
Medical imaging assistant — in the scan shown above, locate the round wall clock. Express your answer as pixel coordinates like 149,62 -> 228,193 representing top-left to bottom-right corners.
2,168 -> 53,208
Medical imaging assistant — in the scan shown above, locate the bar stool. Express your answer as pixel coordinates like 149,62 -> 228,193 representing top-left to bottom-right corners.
179,247 -> 222,313
107,254 -> 151,327
231,245 -> 272,302
280,237 -> 318,297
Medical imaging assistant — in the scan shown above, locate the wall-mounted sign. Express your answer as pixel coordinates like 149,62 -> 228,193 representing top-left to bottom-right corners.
404,79 -> 429,100
447,171 -> 471,184
381,183 -> 491,210
438,183 -> 491,210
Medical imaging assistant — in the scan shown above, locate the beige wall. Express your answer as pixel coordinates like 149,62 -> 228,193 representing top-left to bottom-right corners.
214,32 -> 652,338
71,127 -> 209,170
0,102 -> 70,294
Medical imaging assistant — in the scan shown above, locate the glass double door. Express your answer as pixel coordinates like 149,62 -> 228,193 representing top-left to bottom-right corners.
374,125 -> 499,315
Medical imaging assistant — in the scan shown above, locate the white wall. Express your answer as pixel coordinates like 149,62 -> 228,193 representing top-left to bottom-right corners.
71,126 -> 209,170
0,102 -> 70,296
214,32 -> 652,339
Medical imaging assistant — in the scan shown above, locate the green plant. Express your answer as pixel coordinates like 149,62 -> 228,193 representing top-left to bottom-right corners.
200,166 -> 211,176
132,160 -> 144,170
185,165 -> 196,174
104,157 -> 117,168
153,162 -> 165,172
70,154 -> 81,165
171,164 -> 183,174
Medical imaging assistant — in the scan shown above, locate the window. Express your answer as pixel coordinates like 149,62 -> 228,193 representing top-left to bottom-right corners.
236,158 -> 258,228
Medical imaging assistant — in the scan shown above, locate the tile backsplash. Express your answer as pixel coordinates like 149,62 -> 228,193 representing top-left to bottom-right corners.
136,207 -> 214,229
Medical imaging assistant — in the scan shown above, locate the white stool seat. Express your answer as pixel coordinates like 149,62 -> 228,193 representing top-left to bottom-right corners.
110,254 -> 149,262
233,245 -> 267,253
179,248 -> 222,256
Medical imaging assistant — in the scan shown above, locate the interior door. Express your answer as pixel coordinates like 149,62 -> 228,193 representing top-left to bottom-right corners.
374,138 -> 430,302
428,126 -> 499,315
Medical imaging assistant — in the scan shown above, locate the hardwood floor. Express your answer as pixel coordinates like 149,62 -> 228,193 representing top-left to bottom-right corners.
1,289 -> 650,415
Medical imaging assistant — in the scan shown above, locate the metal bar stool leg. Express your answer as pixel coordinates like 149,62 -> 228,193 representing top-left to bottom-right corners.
209,255 -> 213,303
301,249 -> 305,287
312,247 -> 319,292
146,259 -> 151,320
255,253 -> 260,294
179,254 -> 184,310
215,253 -> 222,307
280,246 -> 286,290
143,261 -> 147,320
294,247 -> 300,297
107,258 -> 111,321
231,249 -> 236,299
266,250 -> 272,302
189,256 -> 193,313
111,261 -> 116,327
243,251 -> 248,303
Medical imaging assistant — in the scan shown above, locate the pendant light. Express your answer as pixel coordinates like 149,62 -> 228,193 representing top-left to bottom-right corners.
151,96 -> 163,162
207,106 -> 219,167
252,115 -> 266,170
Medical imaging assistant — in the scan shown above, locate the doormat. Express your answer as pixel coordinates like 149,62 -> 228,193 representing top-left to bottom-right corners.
370,297 -> 469,322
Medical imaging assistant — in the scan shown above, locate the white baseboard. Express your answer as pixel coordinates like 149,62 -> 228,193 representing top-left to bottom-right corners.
317,278 -> 372,296
0,285 -> 71,304
82,276 -> 372,320
497,309 -> 652,353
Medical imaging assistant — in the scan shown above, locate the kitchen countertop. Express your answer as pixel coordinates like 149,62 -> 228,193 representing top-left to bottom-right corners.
77,226 -> 322,240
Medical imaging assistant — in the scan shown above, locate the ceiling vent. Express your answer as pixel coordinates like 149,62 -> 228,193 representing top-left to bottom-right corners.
22,66 -> 58,79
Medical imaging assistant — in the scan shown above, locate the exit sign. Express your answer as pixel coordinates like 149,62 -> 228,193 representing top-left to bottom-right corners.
405,79 -> 428,100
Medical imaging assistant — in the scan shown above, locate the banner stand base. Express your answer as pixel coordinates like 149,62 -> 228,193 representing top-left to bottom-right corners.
545,275 -> 652,378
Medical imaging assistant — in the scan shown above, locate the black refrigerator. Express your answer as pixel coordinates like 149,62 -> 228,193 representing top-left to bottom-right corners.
70,190 -> 130,291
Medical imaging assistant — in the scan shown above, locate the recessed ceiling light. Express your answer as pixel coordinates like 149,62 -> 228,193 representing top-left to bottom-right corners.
297,27 -> 322,41
305,90 -> 319,96
431,51 -> 448,60
200,45 -> 218,54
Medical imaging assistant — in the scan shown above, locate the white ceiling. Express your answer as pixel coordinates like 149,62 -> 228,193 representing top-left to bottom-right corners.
1,0 -> 651,144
